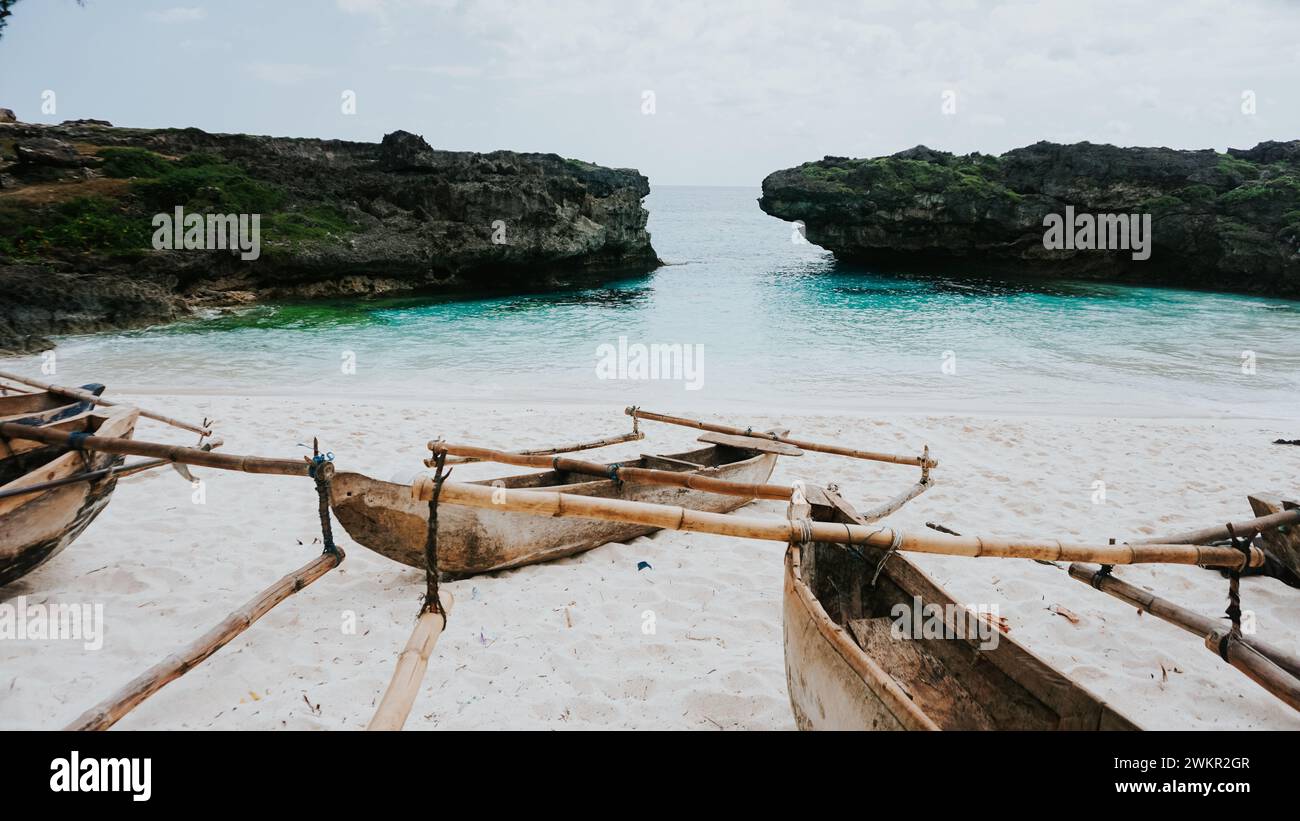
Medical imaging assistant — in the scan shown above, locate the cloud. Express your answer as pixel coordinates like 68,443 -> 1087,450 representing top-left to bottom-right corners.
147,7 -> 207,24
387,64 -> 483,78
337,0 -> 386,12
246,62 -> 334,86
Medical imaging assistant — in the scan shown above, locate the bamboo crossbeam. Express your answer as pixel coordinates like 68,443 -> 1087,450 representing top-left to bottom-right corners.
367,592 -> 454,731
0,439 -> 225,503
67,548 -> 344,731
430,441 -> 794,501
1205,630 -> 1300,712
428,430 -> 645,466
0,423 -> 324,479
1068,563 -> 1300,680
412,480 -> 1263,569
625,407 -> 937,469
0,370 -> 212,436
857,478 -> 933,523
1132,508 -> 1300,546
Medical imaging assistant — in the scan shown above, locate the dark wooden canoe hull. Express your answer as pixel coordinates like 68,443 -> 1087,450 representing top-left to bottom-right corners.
332,442 -> 781,578
0,405 -> 139,588
783,487 -> 1139,731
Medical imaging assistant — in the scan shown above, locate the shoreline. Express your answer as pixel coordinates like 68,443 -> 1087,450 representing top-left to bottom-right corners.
96,389 -> 1300,424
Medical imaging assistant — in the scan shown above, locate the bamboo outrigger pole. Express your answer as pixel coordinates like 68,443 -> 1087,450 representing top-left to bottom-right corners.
67,547 -> 344,731
367,591 -> 454,731
412,480 -> 1263,569
0,439 -> 225,503
1068,563 -> 1300,680
1132,508 -> 1300,546
1204,630 -> 1300,712
0,422 -> 323,478
430,429 -> 646,466
0,370 -> 212,436
624,406 -> 938,470
429,441 -> 797,501
857,477 -> 933,523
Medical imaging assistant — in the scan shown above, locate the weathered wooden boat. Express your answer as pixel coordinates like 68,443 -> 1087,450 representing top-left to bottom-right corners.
0,386 -> 140,587
784,485 -> 1140,730
331,435 -> 786,577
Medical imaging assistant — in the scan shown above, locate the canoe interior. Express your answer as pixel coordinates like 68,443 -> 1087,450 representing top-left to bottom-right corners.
0,392 -> 137,588
478,441 -> 740,491
785,488 -> 1138,731
0,383 -> 104,420
0,385 -> 105,484
331,439 -> 781,578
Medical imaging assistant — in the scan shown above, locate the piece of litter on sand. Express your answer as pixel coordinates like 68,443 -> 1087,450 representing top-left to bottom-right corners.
637,561 -> 652,571
977,611 -> 1010,634
1049,604 -> 1081,625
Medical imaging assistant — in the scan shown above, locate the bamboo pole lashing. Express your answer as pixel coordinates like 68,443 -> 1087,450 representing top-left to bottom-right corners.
0,370 -> 212,436
429,441 -> 795,501
410,479 -> 1263,569
66,547 -> 344,731
366,591 -> 454,731
624,406 -> 938,470
0,422 -> 325,479
1205,630 -> 1300,712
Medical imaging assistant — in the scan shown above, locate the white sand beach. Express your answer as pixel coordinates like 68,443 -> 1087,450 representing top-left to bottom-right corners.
1,395 -> 1298,730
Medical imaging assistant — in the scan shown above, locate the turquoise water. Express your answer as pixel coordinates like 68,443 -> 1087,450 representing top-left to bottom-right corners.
8,186 -> 1300,417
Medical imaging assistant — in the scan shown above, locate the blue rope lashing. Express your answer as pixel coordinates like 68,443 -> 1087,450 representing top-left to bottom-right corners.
307,451 -> 335,478
66,431 -> 91,450
608,463 -> 622,482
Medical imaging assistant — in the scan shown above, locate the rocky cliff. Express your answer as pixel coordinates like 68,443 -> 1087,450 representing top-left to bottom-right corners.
760,141 -> 1300,297
0,121 -> 659,352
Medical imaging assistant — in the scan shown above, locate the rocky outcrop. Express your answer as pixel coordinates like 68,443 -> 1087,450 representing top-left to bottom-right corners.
759,141 -> 1300,296
0,122 -> 659,352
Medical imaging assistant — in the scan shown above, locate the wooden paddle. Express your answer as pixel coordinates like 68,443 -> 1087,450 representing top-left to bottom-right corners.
625,406 -> 937,470
411,479 -> 1263,569
0,370 -> 212,436
429,441 -> 796,501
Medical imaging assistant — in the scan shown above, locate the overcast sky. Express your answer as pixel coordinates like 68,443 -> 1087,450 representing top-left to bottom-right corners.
1,0 -> 1297,185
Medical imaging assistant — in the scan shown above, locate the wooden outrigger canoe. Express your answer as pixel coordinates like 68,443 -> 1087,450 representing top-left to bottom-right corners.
784,485 -> 1139,730
0,386 -> 140,587
331,436 -> 786,577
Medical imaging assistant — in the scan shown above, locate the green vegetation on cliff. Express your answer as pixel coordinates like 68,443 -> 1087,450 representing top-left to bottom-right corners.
799,155 -> 1021,203
761,140 -> 1300,296
0,146 -> 356,259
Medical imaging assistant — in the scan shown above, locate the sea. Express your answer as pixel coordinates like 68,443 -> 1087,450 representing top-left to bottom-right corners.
6,186 -> 1299,419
